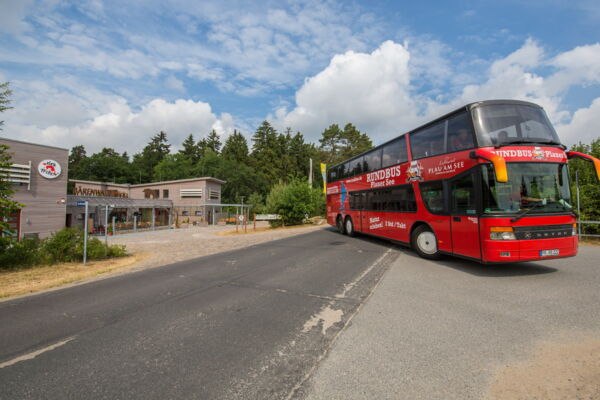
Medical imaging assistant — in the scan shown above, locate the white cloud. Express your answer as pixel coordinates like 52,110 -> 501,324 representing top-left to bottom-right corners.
273,38 -> 600,147
546,43 -> 600,94
274,41 -> 417,142
0,0 -> 33,35
556,97 -> 600,146
3,93 -> 234,154
165,75 -> 185,92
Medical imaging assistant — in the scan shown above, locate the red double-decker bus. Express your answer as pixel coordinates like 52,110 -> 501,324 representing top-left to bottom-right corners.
326,100 -> 600,263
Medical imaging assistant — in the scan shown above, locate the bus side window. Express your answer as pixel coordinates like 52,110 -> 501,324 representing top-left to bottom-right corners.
420,181 -> 444,214
410,121 -> 446,159
447,111 -> 475,152
364,148 -> 382,172
382,137 -> 407,168
450,173 -> 476,214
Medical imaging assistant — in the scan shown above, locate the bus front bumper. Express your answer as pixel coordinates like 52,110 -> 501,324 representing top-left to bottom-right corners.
482,236 -> 578,263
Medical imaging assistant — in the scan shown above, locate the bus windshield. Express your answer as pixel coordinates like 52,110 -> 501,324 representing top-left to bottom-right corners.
481,163 -> 572,214
473,103 -> 561,147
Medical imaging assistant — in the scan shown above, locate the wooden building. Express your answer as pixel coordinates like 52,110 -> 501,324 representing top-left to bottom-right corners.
0,138 -> 68,239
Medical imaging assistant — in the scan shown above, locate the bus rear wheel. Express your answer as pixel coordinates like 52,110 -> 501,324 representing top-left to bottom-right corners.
336,216 -> 345,234
345,217 -> 355,237
412,225 -> 440,259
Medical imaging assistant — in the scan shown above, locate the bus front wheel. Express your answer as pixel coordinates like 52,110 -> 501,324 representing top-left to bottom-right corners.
412,225 -> 440,259
345,217 -> 355,237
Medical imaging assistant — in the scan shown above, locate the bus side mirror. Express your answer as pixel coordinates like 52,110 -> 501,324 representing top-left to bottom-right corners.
567,151 -> 600,181
470,149 -> 508,183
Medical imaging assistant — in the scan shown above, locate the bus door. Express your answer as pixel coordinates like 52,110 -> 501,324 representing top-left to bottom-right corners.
449,171 -> 481,260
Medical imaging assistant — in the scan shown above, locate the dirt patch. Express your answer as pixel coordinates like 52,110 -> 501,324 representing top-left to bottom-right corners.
486,335 -> 600,399
0,254 -> 146,300
217,224 -> 318,236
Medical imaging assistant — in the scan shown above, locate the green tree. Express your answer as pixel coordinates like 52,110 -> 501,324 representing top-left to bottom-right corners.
179,134 -> 201,163
0,144 -> 22,234
85,148 -> 133,183
266,179 -> 321,225
68,145 -> 88,179
569,139 -> 600,234
201,129 -> 221,154
221,130 -> 249,163
132,131 -> 171,182
0,84 -> 21,234
247,192 -> 265,215
0,82 -> 12,130
154,153 -> 195,181
250,121 -> 285,189
318,122 -> 372,165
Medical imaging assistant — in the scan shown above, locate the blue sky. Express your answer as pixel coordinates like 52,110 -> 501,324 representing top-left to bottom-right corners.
0,0 -> 599,153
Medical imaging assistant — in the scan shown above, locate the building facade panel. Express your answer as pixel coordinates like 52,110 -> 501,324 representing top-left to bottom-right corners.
1,138 -> 68,239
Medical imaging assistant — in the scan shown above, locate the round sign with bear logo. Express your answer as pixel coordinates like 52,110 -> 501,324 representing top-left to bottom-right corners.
38,159 -> 62,179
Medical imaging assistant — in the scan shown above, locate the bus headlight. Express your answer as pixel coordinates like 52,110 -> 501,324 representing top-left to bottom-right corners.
573,223 -> 577,236
490,227 -> 516,240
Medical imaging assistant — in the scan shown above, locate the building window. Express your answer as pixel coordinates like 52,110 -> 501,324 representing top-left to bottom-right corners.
163,189 -> 169,198
181,210 -> 189,216
195,210 -> 203,216
209,190 -> 220,200
180,189 -> 202,198
144,188 -> 159,199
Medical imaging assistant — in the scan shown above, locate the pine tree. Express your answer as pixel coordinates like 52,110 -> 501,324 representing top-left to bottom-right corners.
179,134 -> 200,163
205,129 -> 222,154
132,131 -> 171,182
221,129 -> 249,163
251,121 -> 285,188
0,82 -> 12,130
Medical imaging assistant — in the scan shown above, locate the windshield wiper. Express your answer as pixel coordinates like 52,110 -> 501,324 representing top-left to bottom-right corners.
510,201 -> 546,222
495,138 -> 564,148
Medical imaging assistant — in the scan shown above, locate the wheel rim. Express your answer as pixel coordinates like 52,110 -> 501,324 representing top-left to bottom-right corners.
417,231 -> 437,255
345,219 -> 352,234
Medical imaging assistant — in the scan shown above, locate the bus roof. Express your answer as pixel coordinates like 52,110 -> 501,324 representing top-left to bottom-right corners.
327,99 -> 545,171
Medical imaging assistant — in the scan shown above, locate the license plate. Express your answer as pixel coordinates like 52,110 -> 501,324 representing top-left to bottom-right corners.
540,249 -> 559,257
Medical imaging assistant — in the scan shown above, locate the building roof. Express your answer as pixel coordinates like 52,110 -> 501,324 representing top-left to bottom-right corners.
70,176 -> 226,187
0,137 -> 69,152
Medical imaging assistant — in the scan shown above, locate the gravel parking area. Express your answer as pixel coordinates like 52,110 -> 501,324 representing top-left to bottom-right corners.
107,222 -> 326,269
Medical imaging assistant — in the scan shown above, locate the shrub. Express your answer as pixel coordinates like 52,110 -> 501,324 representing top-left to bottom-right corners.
86,238 -> 108,259
107,244 -> 127,257
42,228 -> 83,263
0,237 -> 43,269
0,228 -> 128,270
266,180 -> 324,226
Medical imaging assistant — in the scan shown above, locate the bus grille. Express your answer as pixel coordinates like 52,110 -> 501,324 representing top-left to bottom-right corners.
513,224 -> 573,240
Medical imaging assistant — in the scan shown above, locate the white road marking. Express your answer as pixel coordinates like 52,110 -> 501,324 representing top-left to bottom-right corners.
0,337 -> 75,369
336,248 -> 392,299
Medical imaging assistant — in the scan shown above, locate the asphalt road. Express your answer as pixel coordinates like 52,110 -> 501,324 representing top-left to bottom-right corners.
0,228 -> 397,399
302,243 -> 600,399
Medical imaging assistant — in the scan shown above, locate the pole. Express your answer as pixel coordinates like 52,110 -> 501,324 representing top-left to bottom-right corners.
168,209 -> 172,229
83,201 -> 88,265
576,170 -> 581,236
152,207 -> 155,230
112,216 -> 116,237
309,158 -> 313,186
104,204 -> 109,246
134,214 -> 137,232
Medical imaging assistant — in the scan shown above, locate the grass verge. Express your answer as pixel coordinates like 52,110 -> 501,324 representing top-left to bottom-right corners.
0,254 -> 147,300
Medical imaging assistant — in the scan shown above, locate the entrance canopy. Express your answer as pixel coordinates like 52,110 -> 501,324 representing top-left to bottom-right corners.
67,195 -> 172,208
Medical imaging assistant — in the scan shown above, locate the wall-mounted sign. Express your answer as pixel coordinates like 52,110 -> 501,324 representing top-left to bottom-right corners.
73,186 -> 129,198
38,159 -> 62,179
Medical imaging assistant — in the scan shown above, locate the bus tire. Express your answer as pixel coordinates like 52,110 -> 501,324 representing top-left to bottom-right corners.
345,216 -> 355,237
412,225 -> 440,259
336,215 -> 345,234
